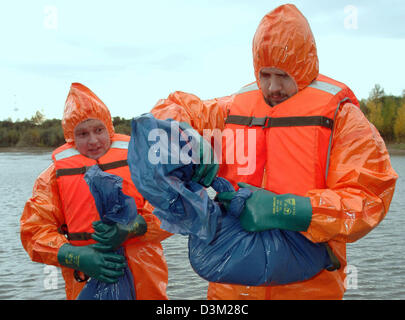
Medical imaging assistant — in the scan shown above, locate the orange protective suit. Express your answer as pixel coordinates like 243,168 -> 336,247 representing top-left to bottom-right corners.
151,4 -> 398,299
20,83 -> 171,300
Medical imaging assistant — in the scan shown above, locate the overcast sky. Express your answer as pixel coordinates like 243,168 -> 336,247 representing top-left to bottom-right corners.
1,0 -> 404,121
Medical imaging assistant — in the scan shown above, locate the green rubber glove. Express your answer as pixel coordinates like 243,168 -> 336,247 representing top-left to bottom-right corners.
57,243 -> 126,283
91,215 -> 147,252
223,182 -> 312,232
179,122 -> 219,187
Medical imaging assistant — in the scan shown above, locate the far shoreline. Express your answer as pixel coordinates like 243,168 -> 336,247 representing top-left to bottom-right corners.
0,147 -> 54,154
385,143 -> 405,156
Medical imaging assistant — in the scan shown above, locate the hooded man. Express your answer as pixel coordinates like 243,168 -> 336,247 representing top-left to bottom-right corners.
21,83 -> 171,300
150,4 -> 397,299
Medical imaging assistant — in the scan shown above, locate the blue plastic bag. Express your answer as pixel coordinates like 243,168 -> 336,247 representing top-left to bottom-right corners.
76,165 -> 136,300
128,114 -> 221,243
128,113 -> 334,286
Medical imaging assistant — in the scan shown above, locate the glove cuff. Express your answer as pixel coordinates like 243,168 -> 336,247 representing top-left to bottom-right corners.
240,191 -> 312,232
264,194 -> 312,231
57,243 -> 79,269
285,195 -> 312,232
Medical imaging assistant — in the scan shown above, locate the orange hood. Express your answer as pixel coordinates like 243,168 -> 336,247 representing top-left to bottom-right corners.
252,4 -> 319,91
62,83 -> 115,144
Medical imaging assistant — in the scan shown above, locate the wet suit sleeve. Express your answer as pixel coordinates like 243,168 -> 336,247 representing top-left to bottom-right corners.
305,103 -> 398,243
20,163 -> 68,266
136,200 -> 173,243
151,91 -> 232,132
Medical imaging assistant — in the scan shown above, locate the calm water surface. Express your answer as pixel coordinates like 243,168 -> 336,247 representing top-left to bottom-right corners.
0,150 -> 403,300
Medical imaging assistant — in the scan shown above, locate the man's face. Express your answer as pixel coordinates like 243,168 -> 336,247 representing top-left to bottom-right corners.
259,67 -> 298,107
74,119 -> 111,160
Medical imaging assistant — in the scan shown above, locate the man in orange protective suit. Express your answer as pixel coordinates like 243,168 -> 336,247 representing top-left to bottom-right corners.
150,4 -> 398,299
20,83 -> 171,300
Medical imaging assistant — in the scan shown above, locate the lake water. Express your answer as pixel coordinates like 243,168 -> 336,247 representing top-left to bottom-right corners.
0,150 -> 404,300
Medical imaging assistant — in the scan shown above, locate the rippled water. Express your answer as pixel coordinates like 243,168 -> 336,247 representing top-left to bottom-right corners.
0,150 -> 403,300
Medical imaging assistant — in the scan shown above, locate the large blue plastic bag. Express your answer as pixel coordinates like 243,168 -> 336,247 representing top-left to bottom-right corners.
189,178 -> 332,285
128,113 -> 333,286
76,165 -> 136,300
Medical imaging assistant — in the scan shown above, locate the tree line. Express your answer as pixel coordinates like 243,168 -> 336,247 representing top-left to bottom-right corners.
359,85 -> 405,143
0,113 -> 131,148
1,85 -> 405,148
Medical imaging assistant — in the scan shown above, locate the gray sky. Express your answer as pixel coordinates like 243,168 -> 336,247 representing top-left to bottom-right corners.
1,0 -> 404,121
